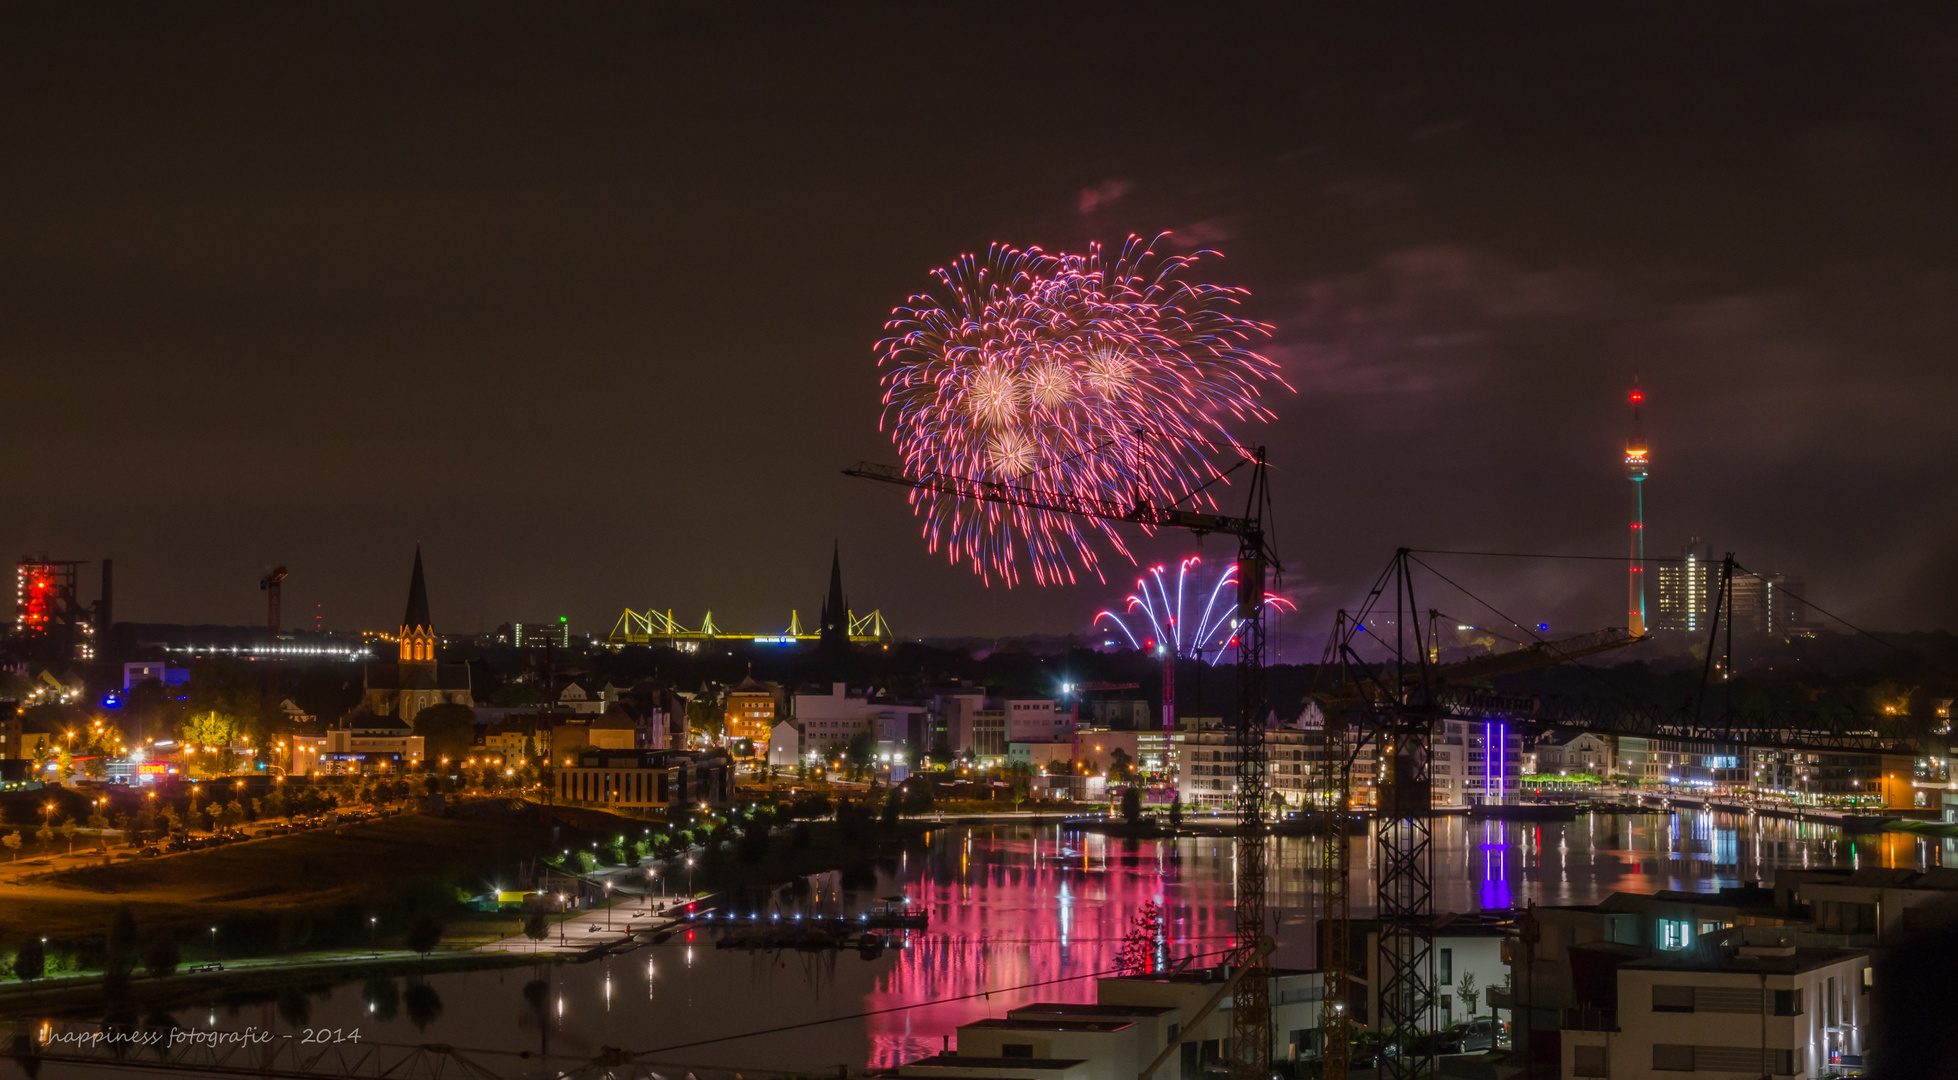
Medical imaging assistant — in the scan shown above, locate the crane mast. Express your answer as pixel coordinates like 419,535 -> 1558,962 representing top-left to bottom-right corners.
846,450 -> 1279,1080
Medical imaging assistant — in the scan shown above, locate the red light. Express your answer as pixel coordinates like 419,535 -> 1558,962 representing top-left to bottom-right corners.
1629,390 -> 1644,403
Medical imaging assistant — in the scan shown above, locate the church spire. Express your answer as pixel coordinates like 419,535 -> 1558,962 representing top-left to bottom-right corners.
820,542 -> 849,656
399,546 -> 436,667
403,545 -> 432,632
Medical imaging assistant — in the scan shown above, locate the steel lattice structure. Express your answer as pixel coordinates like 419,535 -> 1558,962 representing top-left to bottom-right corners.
849,448 -> 1281,1080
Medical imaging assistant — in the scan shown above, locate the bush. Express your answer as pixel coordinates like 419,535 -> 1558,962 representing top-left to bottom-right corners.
14,938 -> 45,982
789,794 -> 832,820
523,914 -> 549,943
406,916 -> 444,958
1121,787 -> 1143,825
142,934 -> 180,978
574,851 -> 598,873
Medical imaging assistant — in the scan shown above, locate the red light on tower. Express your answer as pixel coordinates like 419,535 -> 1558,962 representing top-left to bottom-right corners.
1629,389 -> 1644,404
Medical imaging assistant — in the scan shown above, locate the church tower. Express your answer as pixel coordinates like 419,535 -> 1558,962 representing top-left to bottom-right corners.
360,545 -> 471,723
819,543 -> 849,660
399,546 -> 437,671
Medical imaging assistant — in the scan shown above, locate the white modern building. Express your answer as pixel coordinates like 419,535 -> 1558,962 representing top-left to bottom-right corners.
1432,718 -> 1525,806
793,682 -> 872,752
1563,928 -> 1869,1079
898,966 -> 1324,1080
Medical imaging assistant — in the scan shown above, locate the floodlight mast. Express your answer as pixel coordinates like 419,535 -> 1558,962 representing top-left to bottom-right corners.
844,449 -> 1280,1080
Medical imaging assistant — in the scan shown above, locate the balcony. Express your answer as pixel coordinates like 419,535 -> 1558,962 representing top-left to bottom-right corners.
1562,1007 -> 1618,1032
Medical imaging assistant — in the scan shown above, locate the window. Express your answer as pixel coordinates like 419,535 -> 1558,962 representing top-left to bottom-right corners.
1773,989 -> 1804,1016
1652,1044 -> 1694,1071
1573,1045 -> 1608,1077
1440,949 -> 1452,983
1658,919 -> 1692,950
1652,985 -> 1695,1013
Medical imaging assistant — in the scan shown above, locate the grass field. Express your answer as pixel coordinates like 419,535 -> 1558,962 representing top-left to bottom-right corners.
0,801 -> 560,958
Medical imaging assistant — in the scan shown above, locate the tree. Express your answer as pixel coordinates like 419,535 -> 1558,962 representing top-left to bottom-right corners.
178,712 -> 241,777
59,821 -> 78,852
142,933 -> 180,979
1114,900 -> 1164,975
1168,796 -> 1184,826
1108,747 -> 1136,785
406,915 -> 443,959
105,906 -> 139,1000
1459,971 -> 1479,1020
1007,764 -> 1033,811
1120,786 -> 1143,825
14,937 -> 44,983
411,703 -> 478,765
1,832 -> 19,861
844,729 -> 878,781
522,913 -> 550,947
488,682 -> 540,708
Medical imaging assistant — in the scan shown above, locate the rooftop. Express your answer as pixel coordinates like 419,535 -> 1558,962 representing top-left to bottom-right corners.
963,1019 -> 1133,1033
1007,1003 -> 1177,1018
1622,947 -> 1867,976
901,1054 -> 1086,1071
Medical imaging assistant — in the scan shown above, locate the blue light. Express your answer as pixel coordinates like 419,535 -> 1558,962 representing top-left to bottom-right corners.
1535,623 -> 1550,632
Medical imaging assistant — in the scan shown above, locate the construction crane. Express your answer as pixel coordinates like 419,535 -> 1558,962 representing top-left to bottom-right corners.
847,450 -> 1282,1080
1309,553 -> 1645,1080
260,566 -> 288,638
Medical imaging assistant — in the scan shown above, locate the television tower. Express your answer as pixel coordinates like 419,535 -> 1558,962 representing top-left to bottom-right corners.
1625,380 -> 1649,636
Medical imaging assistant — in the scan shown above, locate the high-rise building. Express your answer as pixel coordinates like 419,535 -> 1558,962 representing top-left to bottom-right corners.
1727,572 -> 1812,638
1624,382 -> 1649,636
1653,538 -> 1717,632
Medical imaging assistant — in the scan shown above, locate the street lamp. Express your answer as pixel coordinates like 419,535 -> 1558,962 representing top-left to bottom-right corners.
686,856 -> 694,899
209,926 -> 218,963
604,881 -> 613,931
369,916 -> 377,952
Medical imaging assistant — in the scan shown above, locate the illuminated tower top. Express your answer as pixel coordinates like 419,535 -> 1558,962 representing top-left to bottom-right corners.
1625,382 -> 1649,481
399,545 -> 436,667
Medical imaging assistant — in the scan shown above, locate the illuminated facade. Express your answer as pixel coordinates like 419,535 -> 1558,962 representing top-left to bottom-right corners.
1654,538 -> 1717,632
724,672 -> 780,753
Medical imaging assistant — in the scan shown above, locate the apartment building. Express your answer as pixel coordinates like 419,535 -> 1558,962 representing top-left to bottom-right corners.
1432,718 -> 1525,806
898,966 -> 1324,1080
1563,928 -> 1869,1078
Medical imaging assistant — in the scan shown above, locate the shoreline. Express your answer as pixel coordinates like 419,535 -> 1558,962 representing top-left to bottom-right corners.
0,949 -> 550,1021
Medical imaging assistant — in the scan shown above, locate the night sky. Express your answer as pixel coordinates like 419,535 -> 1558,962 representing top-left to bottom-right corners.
4,4 -> 1955,646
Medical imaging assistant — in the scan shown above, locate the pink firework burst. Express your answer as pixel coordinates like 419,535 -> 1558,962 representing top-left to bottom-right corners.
876,234 -> 1287,586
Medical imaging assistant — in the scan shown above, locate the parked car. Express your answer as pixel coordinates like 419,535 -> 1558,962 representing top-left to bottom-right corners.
136,846 -> 161,858
1439,1018 -> 1505,1053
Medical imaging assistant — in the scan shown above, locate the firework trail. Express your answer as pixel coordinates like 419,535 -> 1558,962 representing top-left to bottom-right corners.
1093,557 -> 1295,662
876,234 -> 1287,585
